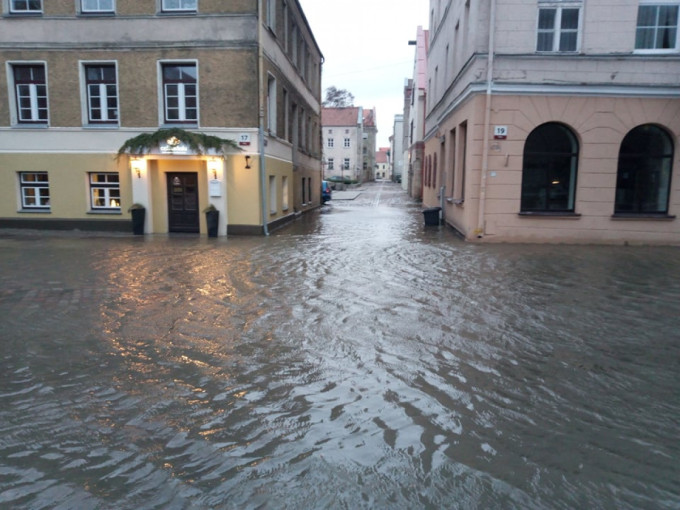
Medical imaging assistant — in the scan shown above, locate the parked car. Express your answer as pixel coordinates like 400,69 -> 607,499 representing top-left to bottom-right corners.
321,180 -> 332,203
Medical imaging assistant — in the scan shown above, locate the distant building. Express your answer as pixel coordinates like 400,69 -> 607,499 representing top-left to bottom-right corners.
391,114 -> 405,183
425,0 -> 679,244
404,26 -> 429,199
375,148 -> 390,180
0,0 -> 323,236
322,106 -> 377,184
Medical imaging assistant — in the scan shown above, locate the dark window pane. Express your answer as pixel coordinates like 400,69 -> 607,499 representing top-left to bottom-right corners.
538,9 -> 555,29
561,9 -> 579,29
560,32 -> 577,51
616,125 -> 673,214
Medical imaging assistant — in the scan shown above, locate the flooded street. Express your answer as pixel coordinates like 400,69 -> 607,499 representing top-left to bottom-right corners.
1,181 -> 679,509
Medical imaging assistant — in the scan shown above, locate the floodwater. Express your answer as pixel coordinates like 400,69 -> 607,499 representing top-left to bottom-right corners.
1,182 -> 679,509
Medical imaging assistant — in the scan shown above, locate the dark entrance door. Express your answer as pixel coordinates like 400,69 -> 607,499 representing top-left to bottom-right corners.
167,173 -> 199,233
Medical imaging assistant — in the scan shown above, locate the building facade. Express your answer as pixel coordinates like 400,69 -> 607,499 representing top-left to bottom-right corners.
321,106 -> 376,184
0,0 -> 323,236
375,147 -> 390,180
391,113 -> 404,183
405,26 -> 429,199
424,0 -> 679,244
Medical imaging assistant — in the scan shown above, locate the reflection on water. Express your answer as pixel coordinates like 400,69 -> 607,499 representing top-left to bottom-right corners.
1,199 -> 679,509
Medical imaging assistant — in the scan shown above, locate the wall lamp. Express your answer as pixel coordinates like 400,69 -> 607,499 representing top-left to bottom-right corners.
207,158 -> 222,180
245,155 -> 252,169
131,158 -> 144,179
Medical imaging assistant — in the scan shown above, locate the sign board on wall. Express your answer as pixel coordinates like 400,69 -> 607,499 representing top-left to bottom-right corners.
494,126 -> 508,140
209,179 -> 221,197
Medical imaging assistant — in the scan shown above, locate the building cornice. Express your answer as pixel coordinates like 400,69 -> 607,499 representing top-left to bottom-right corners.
426,81 -> 680,141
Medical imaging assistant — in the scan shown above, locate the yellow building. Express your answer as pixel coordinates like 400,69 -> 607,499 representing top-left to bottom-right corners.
0,0 -> 323,236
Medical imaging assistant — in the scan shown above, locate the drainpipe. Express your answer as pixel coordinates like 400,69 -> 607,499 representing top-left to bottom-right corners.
257,8 -> 269,236
476,0 -> 496,238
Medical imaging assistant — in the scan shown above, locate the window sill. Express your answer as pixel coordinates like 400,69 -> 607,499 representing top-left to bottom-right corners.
446,197 -> 464,206
78,12 -> 116,17
84,124 -> 120,129
518,211 -> 581,218
13,123 -> 49,129
611,213 -> 676,221
88,210 -> 122,215
18,209 -> 51,214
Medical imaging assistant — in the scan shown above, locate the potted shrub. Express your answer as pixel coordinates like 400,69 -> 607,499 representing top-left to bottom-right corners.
128,203 -> 146,235
203,204 -> 219,237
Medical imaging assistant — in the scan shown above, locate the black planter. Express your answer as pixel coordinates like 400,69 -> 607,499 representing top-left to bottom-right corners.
205,210 -> 219,237
131,208 -> 146,235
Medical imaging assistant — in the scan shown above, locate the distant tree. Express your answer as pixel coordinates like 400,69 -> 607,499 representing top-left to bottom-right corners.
323,87 -> 355,107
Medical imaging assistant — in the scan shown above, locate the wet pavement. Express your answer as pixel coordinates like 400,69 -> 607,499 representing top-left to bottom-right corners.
1,181 -> 679,509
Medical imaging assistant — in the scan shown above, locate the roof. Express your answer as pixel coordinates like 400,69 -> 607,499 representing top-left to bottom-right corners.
363,108 -> 376,128
322,107 -> 362,127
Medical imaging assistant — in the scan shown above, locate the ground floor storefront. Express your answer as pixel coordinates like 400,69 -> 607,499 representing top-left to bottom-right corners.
423,93 -> 680,244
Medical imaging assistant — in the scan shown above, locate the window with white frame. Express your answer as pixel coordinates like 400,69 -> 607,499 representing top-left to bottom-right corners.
81,0 -> 114,13
85,64 -> 118,124
161,0 -> 196,12
537,5 -> 581,52
12,64 -> 48,124
344,138 -> 351,148
327,138 -> 334,148
20,172 -> 50,209
636,3 -> 679,50
162,63 -> 197,123
327,158 -> 334,170
89,173 -> 120,210
343,158 -> 350,170
10,0 -> 42,13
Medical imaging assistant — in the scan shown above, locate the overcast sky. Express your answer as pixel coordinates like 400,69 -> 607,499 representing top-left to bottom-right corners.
298,0 -> 430,148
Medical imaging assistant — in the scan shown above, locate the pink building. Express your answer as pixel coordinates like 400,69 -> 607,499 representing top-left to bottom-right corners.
424,0 -> 680,244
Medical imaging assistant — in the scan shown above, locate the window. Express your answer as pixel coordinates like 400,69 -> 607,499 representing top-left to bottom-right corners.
266,0 -> 276,32
537,6 -> 580,52
635,4 -> 679,50
327,138 -> 334,148
12,64 -> 48,124
328,158 -> 334,170
85,64 -> 118,124
615,125 -> 673,215
10,0 -> 42,13
81,0 -> 114,13
269,175 -> 277,214
89,173 -> 120,210
267,75 -> 277,135
161,0 -> 196,12
20,172 -> 50,209
282,176 -> 289,211
301,177 -> 307,204
344,138 -> 351,148
162,63 -> 197,123
343,158 -> 350,171
521,123 -> 579,213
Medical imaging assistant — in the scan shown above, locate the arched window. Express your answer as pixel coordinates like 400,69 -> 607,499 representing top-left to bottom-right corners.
521,123 -> 579,212
615,125 -> 673,215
